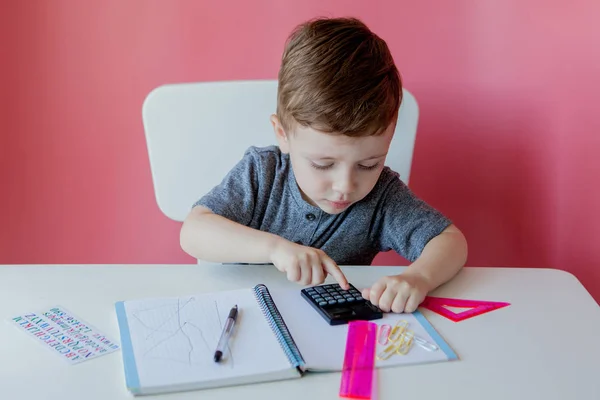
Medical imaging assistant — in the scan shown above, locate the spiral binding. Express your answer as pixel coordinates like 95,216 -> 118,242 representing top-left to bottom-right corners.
252,284 -> 305,369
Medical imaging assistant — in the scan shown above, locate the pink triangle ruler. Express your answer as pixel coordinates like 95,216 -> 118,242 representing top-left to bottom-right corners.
420,296 -> 510,322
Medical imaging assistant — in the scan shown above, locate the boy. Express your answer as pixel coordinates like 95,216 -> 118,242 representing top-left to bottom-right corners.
180,17 -> 467,314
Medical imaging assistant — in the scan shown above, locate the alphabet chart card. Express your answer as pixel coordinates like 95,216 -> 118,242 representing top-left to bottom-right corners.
8,305 -> 120,364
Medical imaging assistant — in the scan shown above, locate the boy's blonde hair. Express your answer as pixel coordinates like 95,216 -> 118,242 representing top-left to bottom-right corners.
276,17 -> 402,137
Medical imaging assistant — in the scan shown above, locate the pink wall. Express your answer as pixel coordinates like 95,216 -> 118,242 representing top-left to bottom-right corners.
2,1 -> 599,303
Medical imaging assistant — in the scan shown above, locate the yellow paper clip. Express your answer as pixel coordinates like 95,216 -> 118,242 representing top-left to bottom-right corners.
387,320 -> 409,343
395,330 -> 414,355
376,319 -> 439,360
376,342 -> 400,360
376,320 -> 416,360
376,331 -> 414,359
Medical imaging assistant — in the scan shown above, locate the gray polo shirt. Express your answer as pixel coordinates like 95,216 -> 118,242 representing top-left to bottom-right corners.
193,146 -> 451,265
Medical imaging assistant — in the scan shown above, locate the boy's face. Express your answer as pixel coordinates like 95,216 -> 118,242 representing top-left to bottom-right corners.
271,116 -> 395,215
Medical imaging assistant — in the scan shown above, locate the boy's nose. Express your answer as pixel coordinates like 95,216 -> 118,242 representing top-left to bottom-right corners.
332,172 -> 356,195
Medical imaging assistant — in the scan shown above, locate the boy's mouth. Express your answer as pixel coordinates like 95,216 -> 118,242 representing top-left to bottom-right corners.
328,200 -> 352,210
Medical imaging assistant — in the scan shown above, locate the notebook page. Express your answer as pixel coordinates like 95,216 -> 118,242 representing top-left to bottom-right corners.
268,288 -> 453,371
121,288 -> 293,389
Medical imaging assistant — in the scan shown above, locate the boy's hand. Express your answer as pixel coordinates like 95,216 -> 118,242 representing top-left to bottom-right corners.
270,240 -> 349,289
361,271 -> 431,313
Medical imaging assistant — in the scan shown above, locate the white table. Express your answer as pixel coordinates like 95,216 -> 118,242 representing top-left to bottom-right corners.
1,264 -> 599,399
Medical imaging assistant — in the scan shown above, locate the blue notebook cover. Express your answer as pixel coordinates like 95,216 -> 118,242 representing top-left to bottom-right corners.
114,301 -> 141,395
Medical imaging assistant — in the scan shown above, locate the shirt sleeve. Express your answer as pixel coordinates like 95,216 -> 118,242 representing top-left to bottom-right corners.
376,172 -> 452,262
191,147 -> 261,227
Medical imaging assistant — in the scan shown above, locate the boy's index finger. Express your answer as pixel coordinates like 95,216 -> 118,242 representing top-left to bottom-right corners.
322,259 -> 349,290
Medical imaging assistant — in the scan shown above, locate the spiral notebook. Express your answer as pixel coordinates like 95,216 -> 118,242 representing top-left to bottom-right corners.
114,284 -> 457,396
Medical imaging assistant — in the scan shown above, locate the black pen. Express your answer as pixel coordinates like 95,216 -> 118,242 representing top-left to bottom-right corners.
214,305 -> 238,362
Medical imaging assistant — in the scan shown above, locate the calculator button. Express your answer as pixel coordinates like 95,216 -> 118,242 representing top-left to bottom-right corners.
328,300 -> 337,305
315,287 -> 326,293
337,299 -> 346,304
318,301 -> 327,306
346,298 -> 355,302
354,296 -> 363,301
314,297 -> 323,302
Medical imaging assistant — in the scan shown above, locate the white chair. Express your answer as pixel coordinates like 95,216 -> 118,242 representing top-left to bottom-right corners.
142,79 -> 419,223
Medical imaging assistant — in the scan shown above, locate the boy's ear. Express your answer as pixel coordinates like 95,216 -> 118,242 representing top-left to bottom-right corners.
270,114 -> 290,153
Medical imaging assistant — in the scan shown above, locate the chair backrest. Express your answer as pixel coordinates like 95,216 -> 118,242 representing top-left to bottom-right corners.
142,79 -> 419,222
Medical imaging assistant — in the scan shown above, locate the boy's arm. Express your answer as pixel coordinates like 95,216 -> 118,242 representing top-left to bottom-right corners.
364,173 -> 468,312
181,147 -> 278,263
180,206 -> 350,288
363,223 -> 467,313
402,223 -> 468,292
180,205 -> 281,263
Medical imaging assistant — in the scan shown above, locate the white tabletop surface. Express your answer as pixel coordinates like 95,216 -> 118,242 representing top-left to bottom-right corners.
1,264 -> 599,400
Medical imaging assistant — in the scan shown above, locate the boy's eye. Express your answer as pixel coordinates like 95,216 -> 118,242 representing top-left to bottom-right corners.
310,162 -> 333,170
358,163 -> 380,170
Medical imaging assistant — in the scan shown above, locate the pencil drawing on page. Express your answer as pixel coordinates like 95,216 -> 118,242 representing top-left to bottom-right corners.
130,297 -> 235,368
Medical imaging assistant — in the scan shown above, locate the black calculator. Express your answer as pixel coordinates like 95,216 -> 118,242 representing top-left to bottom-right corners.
300,283 -> 383,325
